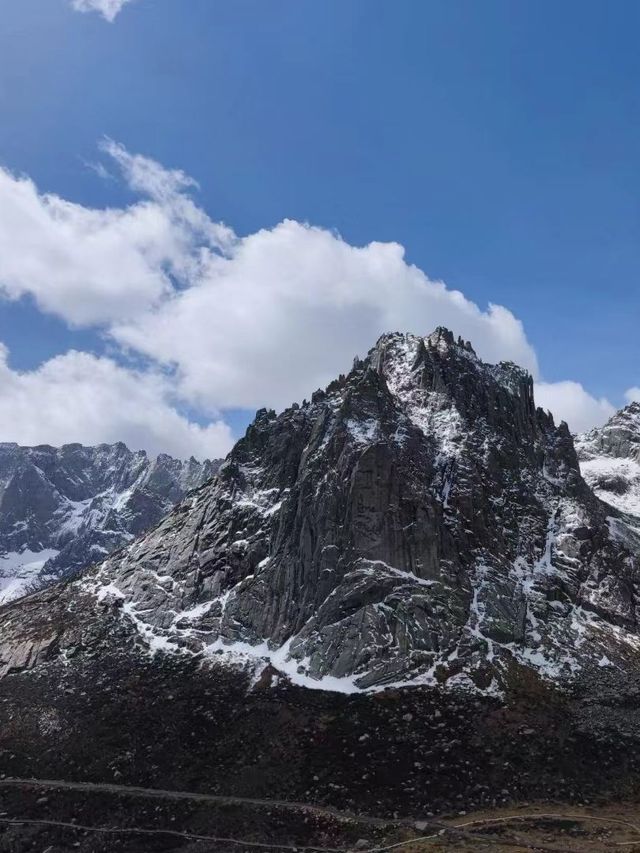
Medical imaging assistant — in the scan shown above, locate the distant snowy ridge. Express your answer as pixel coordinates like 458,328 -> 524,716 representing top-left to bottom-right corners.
0,442 -> 220,603
577,402 -> 640,519
0,548 -> 60,605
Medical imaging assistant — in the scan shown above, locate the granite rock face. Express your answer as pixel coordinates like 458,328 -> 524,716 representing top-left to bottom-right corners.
0,442 -> 220,603
1,328 -> 640,696
577,403 -> 640,519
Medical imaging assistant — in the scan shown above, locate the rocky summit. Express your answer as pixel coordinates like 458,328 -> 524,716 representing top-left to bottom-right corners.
577,402 -> 640,520
0,442 -> 220,604
1,327 -> 639,696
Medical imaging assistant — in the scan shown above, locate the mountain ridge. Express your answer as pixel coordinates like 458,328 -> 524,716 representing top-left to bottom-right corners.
0,440 -> 220,603
576,402 -> 640,519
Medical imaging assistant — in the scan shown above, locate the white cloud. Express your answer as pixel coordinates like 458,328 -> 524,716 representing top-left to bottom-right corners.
0,345 -> 233,459
535,381 -> 616,434
102,139 -> 197,200
0,140 -> 621,452
70,0 -> 135,22
112,218 -> 540,412
0,141 -> 540,417
625,388 -> 640,405
0,146 -> 232,326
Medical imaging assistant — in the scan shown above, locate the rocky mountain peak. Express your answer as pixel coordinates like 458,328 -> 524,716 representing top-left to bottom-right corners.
422,325 -> 476,357
18,327 -> 620,694
576,402 -> 640,518
587,402 -> 640,460
366,331 -> 562,482
0,332 -> 639,846
580,402 -> 640,459
0,328 -> 638,702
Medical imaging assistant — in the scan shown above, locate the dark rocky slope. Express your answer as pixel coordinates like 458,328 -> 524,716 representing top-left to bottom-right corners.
0,642 -> 639,851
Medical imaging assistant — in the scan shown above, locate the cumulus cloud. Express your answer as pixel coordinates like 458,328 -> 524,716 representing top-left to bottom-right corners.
70,0 -> 135,22
625,388 -> 640,405
112,219 -> 539,412
0,141 -> 539,415
535,381 -> 616,434
0,144 -> 232,326
0,139 -> 619,452
0,345 -> 233,459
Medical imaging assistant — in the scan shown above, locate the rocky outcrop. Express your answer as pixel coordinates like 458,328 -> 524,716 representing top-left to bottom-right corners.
580,402 -> 640,461
577,403 -> 640,519
0,442 -> 220,603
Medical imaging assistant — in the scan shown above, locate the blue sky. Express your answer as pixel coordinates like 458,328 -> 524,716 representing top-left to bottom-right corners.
0,0 -> 638,456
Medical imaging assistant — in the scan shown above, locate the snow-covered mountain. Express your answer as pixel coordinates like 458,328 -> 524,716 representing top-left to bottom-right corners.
577,402 -> 640,519
0,442 -> 220,603
1,328 -> 639,698
2,328 -> 640,829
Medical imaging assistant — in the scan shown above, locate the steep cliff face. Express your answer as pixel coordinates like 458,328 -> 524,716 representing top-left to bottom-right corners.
577,403 -> 640,519
0,442 -> 219,603
0,326 -> 628,696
